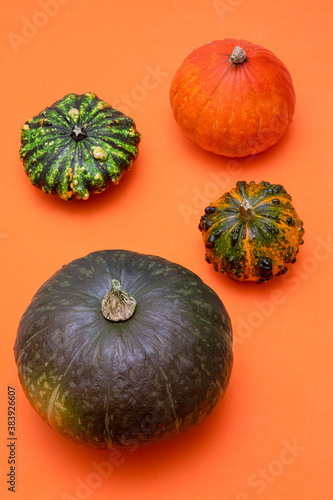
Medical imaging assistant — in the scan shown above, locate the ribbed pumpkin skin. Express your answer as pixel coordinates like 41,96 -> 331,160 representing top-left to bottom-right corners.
20,93 -> 141,200
14,250 -> 233,449
199,181 -> 304,283
170,39 -> 295,157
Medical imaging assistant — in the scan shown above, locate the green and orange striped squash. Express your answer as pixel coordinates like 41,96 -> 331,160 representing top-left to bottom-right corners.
199,181 -> 304,283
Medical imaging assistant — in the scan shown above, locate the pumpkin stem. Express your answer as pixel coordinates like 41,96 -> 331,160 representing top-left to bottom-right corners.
229,46 -> 247,64
239,199 -> 256,222
101,279 -> 137,322
70,125 -> 88,142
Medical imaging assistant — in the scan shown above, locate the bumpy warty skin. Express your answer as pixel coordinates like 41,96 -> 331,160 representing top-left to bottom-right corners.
20,93 -> 141,200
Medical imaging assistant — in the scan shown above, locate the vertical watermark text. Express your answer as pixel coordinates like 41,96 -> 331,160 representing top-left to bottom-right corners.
6,387 -> 17,493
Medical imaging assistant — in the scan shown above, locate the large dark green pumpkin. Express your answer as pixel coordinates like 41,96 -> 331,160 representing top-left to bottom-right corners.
14,250 -> 233,449
20,93 -> 141,200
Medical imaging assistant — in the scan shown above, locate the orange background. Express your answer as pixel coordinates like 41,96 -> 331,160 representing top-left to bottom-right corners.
1,0 -> 333,499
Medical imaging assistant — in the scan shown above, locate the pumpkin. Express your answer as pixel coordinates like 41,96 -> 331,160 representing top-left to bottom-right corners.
199,181 -> 304,283
14,250 -> 233,449
20,93 -> 141,200
170,39 -> 295,157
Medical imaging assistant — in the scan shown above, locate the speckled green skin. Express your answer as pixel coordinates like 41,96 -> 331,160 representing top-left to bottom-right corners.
14,250 -> 233,449
199,181 -> 305,283
20,93 -> 141,200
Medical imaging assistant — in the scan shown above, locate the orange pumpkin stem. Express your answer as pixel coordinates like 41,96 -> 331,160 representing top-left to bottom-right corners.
239,199 -> 256,222
229,46 -> 247,64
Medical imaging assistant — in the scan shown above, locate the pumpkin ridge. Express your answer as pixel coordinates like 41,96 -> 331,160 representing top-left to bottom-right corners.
44,323 -> 107,429
234,180 -> 248,197
243,223 -> 253,271
254,214 -> 282,227
132,315 -> 188,365
39,108 -> 65,127
159,366 -> 181,431
229,223 -> 243,247
58,289 -> 102,304
85,133 -> 139,158
244,63 -> 285,105
195,63 -> 236,131
216,52 -> 232,59
87,322 -> 113,363
103,395 -> 113,446
40,137 -> 73,163
24,122 -> 67,134
47,105 -> 73,127
87,119 -> 137,135
68,145 -> 101,199
86,109 -> 135,129
170,70 -> 202,108
117,324 -> 136,355
250,196 -> 288,209
179,309 -> 219,330
86,109 -> 115,128
126,317 -> 180,363
62,318 -> 107,368
253,219 -> 280,241
81,93 -> 109,118
14,325 -> 49,364
217,214 -> 239,224
172,60 -> 234,129
79,102 -> 110,126
21,134 -> 71,170
239,63 -> 264,134
243,59 -> 294,118
66,143 -> 80,192
158,309 -> 209,343
42,327 -> 101,426
33,141 -> 74,195
126,320 -> 171,353
221,64 -> 240,152
247,52 -> 295,93
210,216 -> 239,242
226,189 -> 244,205
80,138 -> 111,169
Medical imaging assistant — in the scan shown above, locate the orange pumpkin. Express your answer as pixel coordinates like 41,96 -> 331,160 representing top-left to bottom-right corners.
170,39 -> 296,157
